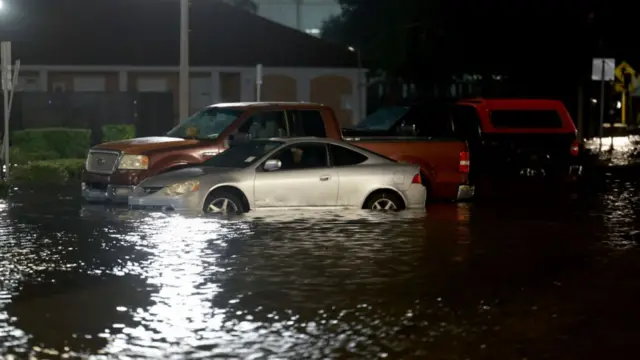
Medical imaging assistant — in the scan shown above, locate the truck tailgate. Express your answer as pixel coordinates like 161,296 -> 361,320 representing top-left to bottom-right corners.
474,133 -> 577,177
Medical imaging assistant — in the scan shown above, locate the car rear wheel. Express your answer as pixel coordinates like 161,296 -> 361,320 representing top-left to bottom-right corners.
203,191 -> 245,214
365,191 -> 404,211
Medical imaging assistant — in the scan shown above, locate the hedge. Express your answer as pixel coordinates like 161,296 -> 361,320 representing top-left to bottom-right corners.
102,124 -> 135,143
10,159 -> 86,185
12,128 -> 91,160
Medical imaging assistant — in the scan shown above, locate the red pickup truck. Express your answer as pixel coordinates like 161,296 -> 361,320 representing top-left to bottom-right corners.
81,102 -> 473,204
350,98 -> 582,190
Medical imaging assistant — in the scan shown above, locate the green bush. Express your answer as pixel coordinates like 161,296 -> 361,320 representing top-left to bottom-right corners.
9,147 -> 60,165
10,159 -> 86,185
102,124 -> 135,143
12,128 -> 90,160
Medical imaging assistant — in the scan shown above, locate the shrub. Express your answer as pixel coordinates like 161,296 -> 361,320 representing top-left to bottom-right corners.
102,124 -> 135,143
12,128 -> 91,160
10,159 -> 86,185
9,147 -> 60,165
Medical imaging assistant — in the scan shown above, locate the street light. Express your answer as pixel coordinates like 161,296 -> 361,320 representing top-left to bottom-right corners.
348,45 -> 363,122
179,0 -> 189,121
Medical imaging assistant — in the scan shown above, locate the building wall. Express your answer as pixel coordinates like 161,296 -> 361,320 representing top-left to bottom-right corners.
17,66 -> 366,126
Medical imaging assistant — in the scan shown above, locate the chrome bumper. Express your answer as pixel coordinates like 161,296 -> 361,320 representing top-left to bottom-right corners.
456,185 -> 475,200
81,183 -> 134,204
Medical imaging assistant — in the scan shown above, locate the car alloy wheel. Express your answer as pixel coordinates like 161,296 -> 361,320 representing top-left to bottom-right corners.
206,197 -> 240,213
371,198 -> 397,210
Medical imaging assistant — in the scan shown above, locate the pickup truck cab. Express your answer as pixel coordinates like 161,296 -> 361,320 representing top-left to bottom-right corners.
81,102 -> 472,203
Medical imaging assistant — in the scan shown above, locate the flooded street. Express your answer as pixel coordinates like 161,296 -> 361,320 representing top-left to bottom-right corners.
1,174 -> 640,359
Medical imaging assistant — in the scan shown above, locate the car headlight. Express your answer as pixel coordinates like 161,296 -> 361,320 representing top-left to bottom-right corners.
118,155 -> 149,170
160,180 -> 200,196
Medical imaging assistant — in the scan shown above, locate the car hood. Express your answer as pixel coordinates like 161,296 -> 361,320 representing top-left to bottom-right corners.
139,166 -> 238,188
93,136 -> 207,154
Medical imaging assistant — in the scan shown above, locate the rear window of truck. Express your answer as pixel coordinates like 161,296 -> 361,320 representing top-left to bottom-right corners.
489,110 -> 564,129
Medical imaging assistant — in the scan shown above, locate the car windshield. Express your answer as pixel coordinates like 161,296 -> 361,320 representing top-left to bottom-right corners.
167,107 -> 243,140
355,106 -> 409,130
202,140 -> 284,168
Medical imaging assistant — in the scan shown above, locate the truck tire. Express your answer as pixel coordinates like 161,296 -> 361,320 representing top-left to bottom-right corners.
202,190 -> 246,214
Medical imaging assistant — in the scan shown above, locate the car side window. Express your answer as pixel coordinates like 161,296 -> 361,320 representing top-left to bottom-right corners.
329,144 -> 368,166
288,110 -> 327,137
267,143 -> 328,170
238,111 -> 287,139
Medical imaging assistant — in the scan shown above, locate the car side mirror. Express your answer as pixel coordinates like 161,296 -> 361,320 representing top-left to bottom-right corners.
263,159 -> 282,171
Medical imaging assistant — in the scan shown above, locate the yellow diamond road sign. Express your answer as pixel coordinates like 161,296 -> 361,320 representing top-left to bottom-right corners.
615,61 -> 636,83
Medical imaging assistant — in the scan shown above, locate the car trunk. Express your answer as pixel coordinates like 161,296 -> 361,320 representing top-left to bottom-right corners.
472,132 -> 577,179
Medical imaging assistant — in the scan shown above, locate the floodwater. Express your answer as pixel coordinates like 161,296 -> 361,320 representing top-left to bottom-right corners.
1,174 -> 640,359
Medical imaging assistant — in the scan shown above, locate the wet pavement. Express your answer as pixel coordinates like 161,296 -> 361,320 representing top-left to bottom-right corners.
1,171 -> 640,358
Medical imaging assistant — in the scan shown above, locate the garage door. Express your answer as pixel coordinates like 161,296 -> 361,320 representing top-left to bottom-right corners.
73,76 -> 106,91
137,78 -> 168,92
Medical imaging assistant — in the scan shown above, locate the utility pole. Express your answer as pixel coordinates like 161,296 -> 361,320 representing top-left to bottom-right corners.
179,0 -> 190,121
294,0 -> 302,31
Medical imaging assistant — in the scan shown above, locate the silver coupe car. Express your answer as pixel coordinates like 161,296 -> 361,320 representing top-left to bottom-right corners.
128,137 -> 426,213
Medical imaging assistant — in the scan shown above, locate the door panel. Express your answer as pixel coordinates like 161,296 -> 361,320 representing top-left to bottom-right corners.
253,168 -> 338,208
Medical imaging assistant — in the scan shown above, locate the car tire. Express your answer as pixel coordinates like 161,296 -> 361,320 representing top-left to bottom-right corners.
202,190 -> 246,214
365,191 -> 404,211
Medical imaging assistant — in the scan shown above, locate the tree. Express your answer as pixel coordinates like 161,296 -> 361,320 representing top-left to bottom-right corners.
322,0 -> 598,98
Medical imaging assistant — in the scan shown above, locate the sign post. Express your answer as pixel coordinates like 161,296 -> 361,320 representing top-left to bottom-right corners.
615,61 -> 636,125
256,64 -> 263,101
0,41 -> 20,179
592,58 -> 615,145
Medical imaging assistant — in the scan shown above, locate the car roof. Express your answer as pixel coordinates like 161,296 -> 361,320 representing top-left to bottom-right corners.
260,137 -> 346,145
211,101 -> 328,109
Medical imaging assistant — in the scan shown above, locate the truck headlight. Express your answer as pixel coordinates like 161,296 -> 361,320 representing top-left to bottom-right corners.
161,180 -> 200,196
118,155 -> 149,170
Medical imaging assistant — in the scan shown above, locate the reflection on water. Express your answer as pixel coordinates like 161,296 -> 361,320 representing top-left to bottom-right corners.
584,135 -> 640,166
0,181 -> 639,358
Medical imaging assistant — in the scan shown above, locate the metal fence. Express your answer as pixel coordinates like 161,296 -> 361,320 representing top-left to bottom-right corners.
5,92 -> 175,144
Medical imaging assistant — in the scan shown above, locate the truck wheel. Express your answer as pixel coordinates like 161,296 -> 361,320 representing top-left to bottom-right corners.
365,191 -> 405,211
203,191 -> 245,214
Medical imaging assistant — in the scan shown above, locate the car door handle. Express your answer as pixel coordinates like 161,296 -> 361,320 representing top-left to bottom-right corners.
319,175 -> 331,181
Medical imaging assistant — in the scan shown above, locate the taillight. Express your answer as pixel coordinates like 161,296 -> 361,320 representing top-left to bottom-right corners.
459,151 -> 470,173
570,140 -> 580,157
411,173 -> 421,184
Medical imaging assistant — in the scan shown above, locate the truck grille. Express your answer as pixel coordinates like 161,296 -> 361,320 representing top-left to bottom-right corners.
86,150 -> 120,174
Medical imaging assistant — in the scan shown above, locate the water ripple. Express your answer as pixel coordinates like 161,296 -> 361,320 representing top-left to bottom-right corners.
0,181 -> 639,359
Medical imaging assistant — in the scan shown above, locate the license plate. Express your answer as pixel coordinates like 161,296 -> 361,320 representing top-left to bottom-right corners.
115,188 -> 132,196
520,168 -> 545,177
